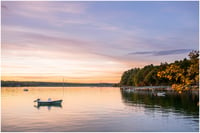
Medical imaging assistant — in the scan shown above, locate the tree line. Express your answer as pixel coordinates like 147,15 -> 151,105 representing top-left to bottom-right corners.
1,81 -> 114,87
119,50 -> 199,91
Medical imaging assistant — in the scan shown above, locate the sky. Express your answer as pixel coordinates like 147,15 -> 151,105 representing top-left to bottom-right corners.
1,1 -> 199,83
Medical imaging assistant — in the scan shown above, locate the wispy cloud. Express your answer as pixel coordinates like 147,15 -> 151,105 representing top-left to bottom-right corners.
2,1 -> 198,83
2,1 -> 87,26
2,1 -> 122,33
2,25 -> 104,56
128,49 -> 192,56
2,1 -> 87,14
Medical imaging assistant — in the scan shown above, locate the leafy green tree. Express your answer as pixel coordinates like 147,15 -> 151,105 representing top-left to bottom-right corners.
187,50 -> 199,86
144,68 -> 159,86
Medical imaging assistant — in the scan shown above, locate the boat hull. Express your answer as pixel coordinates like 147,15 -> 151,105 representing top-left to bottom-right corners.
156,92 -> 166,96
37,100 -> 62,105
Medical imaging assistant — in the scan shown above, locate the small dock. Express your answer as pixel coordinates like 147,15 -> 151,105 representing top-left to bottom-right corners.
121,86 -> 199,96
121,86 -> 172,92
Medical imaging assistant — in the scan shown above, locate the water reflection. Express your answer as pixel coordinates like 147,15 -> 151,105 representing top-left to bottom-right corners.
120,89 -> 199,117
2,87 -> 199,132
34,104 -> 62,110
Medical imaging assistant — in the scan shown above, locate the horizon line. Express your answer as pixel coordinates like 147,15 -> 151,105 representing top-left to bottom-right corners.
1,80 -> 116,84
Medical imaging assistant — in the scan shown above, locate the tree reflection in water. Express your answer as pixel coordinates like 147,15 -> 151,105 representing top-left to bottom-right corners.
120,89 -> 199,117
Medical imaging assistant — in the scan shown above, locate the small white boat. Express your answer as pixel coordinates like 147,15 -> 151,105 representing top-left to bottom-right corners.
124,88 -> 134,93
157,92 -> 166,96
34,98 -> 62,105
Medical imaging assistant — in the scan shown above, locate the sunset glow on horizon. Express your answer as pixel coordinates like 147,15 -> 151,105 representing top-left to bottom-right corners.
1,1 -> 198,83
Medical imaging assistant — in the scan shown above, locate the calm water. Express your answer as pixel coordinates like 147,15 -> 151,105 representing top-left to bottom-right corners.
1,87 -> 199,132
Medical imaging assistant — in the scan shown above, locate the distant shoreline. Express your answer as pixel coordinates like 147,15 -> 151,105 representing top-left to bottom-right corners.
1,80 -> 115,87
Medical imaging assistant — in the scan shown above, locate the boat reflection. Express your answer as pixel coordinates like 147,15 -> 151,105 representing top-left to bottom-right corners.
34,104 -> 62,110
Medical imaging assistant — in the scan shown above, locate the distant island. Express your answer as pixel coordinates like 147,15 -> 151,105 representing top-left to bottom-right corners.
1,80 -> 114,87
